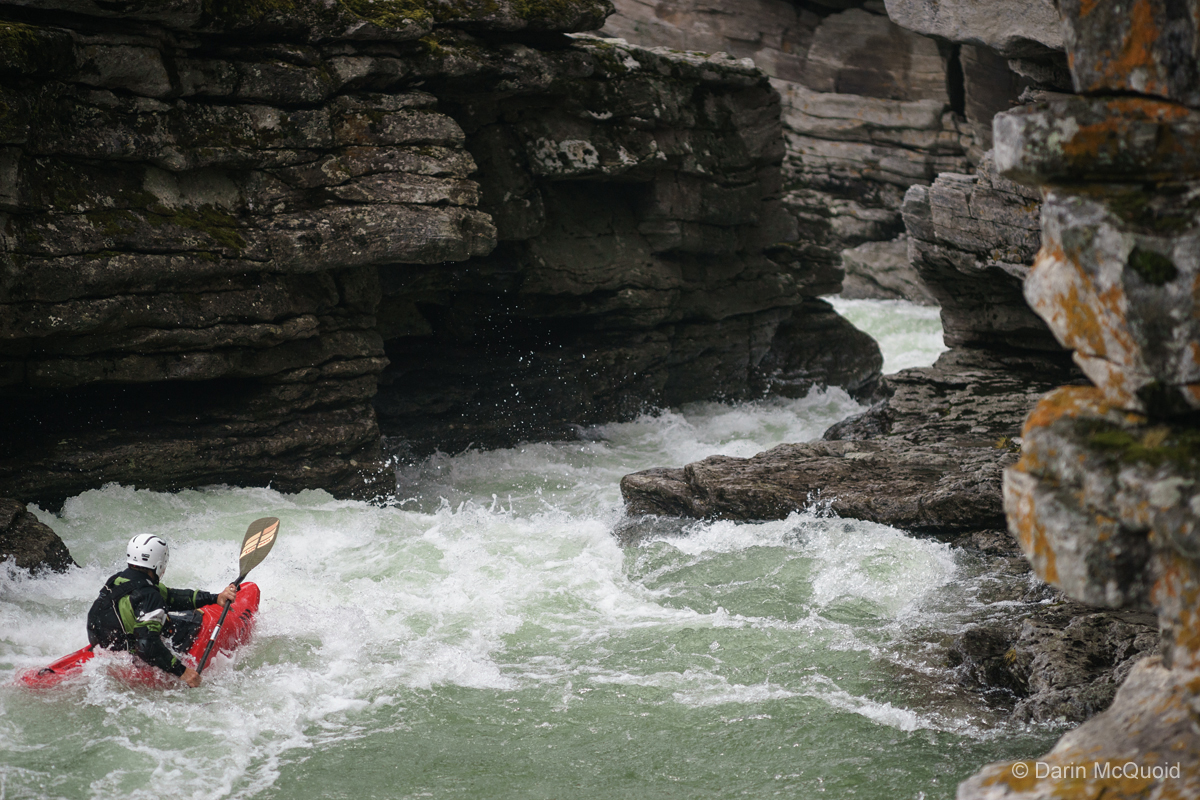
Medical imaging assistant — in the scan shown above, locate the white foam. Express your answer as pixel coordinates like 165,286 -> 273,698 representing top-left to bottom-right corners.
827,296 -> 948,374
2,328 -> 1041,797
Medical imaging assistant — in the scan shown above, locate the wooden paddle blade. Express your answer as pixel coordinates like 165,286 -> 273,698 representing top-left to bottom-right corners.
238,517 -> 279,579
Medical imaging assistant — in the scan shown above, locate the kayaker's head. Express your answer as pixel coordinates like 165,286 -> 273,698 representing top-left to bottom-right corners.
127,534 -> 170,581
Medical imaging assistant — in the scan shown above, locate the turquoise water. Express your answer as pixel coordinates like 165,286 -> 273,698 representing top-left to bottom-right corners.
0,300 -> 1059,800
827,297 -> 947,375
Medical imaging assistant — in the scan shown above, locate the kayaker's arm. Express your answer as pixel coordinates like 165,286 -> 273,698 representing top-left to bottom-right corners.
162,586 -> 219,612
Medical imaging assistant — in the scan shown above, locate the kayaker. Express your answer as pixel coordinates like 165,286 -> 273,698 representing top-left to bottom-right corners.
86,534 -> 237,688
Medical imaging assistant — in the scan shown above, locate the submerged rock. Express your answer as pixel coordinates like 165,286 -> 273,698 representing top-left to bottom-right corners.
0,498 -> 74,573
950,600 -> 1159,723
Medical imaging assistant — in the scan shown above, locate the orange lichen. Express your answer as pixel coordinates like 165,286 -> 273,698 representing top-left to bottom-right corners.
1018,497 -> 1059,585
1103,97 -> 1190,122
1150,552 -> 1200,667
1086,0 -> 1165,96
1022,386 -> 1111,437
978,761 -> 1038,791
1060,115 -> 1127,162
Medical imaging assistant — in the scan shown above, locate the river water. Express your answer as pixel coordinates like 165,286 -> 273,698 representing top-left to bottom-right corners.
1,300 -> 1061,800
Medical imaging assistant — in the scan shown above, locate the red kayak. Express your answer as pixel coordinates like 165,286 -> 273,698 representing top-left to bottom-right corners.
17,582 -> 260,688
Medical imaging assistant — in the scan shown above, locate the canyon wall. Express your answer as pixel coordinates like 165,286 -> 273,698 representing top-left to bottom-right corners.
600,0 -> 1071,304
616,0 -> 1197,742
960,1 -> 1200,797
0,0 -> 881,520
617,0 -> 1077,538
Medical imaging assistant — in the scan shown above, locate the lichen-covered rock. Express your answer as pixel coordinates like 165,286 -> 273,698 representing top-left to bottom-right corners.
1005,386 -> 1200,666
995,96 -> 1200,184
1056,0 -> 1200,108
0,498 -> 74,573
964,0 -> 1200,786
1020,185 -> 1200,416
959,658 -> 1200,799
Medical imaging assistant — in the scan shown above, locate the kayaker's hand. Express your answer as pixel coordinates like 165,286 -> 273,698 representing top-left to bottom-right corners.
217,584 -> 237,607
181,667 -> 201,688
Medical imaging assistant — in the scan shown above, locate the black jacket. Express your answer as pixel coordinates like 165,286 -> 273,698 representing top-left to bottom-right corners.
86,567 -> 218,677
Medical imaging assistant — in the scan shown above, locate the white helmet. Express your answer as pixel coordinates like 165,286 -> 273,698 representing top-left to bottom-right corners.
127,534 -> 169,580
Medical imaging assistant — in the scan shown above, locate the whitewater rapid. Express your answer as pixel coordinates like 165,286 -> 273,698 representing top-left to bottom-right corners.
0,299 -> 1059,800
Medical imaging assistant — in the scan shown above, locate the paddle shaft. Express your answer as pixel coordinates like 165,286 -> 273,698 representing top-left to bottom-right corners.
195,575 -> 244,675
194,517 -> 278,677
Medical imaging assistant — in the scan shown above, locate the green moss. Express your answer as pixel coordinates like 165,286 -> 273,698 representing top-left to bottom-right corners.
1105,188 -> 1198,234
203,0 -> 431,28
339,0 -> 431,25
511,0 -> 577,20
418,33 -> 446,56
0,22 -> 40,66
87,208 -> 139,238
1127,246 -> 1178,285
83,204 -> 245,251
1083,419 -> 1200,469
147,204 -> 247,251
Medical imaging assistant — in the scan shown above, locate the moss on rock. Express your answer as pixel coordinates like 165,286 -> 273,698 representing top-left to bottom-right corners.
1127,246 -> 1179,285
1082,418 -> 1200,469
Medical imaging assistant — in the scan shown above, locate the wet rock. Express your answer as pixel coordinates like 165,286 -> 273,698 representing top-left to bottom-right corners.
839,236 -> 936,303
950,600 -> 1160,723
0,498 -> 74,573
0,4 -> 883,501
369,36 -> 882,453
960,658 -> 1200,798
621,348 -> 1075,533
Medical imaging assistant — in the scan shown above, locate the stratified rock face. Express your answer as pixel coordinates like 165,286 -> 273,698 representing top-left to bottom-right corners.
599,0 -> 971,291
902,152 -> 1057,353
883,0 -> 1063,57
839,237 -> 936,303
960,1 -> 1200,796
0,498 -> 73,572
371,37 -> 883,453
0,1 -> 881,507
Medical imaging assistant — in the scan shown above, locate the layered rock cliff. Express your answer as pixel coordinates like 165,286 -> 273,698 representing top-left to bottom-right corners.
601,0 -> 1074,304
615,0 -> 1194,737
0,0 -> 881,514
617,0 -> 1076,538
960,2 -> 1200,796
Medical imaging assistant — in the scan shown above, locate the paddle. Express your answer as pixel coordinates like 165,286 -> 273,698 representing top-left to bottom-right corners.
196,516 -> 280,675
